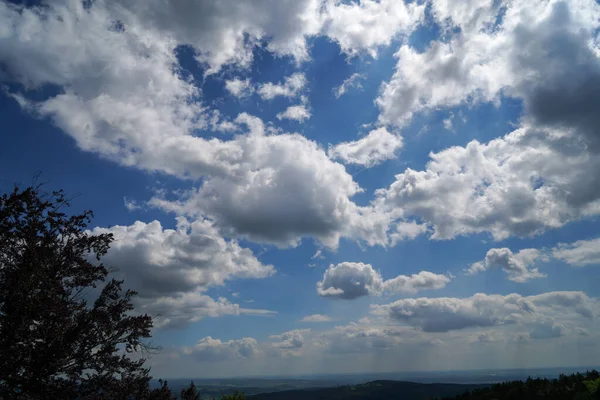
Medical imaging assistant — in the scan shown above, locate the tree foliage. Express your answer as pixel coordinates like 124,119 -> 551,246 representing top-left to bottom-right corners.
0,186 -> 189,399
442,370 -> 600,400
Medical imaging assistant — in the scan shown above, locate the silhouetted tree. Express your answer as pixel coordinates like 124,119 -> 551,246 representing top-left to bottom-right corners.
441,370 -> 600,400
221,390 -> 245,400
180,381 -> 200,400
0,186 -> 178,399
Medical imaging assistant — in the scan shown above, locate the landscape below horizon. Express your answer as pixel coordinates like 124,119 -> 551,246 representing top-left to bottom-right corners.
3,0 -> 600,391
157,366 -> 600,398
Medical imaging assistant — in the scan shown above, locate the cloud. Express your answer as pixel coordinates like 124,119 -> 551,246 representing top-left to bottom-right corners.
389,221 -> 428,245
372,291 -> 597,332
376,125 -> 600,241
123,197 -> 141,211
183,337 -> 259,361
333,73 -> 365,98
225,78 -> 254,98
108,0 -> 325,74
270,329 -> 311,349
257,73 -> 307,100
148,115 -> 389,249
553,237 -> 600,267
312,249 -> 325,260
529,321 -> 568,340
323,0 -> 425,57
317,262 -> 384,299
317,322 -> 428,354
328,127 -> 403,168
301,314 -> 332,322
382,271 -> 451,295
443,113 -> 454,132
466,247 -> 547,282
377,0 -> 600,148
89,218 -> 275,328
0,0 -> 412,251
276,104 -> 311,122
317,262 -> 449,300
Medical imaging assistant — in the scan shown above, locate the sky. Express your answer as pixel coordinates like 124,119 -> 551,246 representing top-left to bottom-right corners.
1,0 -> 600,379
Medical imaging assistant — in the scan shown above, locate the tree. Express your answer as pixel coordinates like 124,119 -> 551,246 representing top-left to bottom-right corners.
180,381 -> 200,400
0,186 -> 176,399
221,390 -> 245,400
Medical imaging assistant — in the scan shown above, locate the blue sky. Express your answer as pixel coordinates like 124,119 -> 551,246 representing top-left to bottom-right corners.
2,0 -> 600,378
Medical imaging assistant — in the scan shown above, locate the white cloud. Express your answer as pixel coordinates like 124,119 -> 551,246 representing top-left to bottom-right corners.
183,337 -> 259,361
0,0 -> 212,178
109,0 -> 325,74
377,0 -> 600,133
466,247 -> 547,282
225,78 -> 254,98
0,0 -> 421,251
276,104 -> 311,122
333,73 -> 365,99
382,271 -> 451,295
323,0 -> 425,58
372,291 -> 597,332
328,127 -> 403,168
123,197 -> 141,211
270,329 -> 311,349
376,125 -> 600,241
148,115 -> 389,249
317,262 -> 449,300
90,218 -> 275,328
553,237 -> 600,267
317,262 -> 384,299
312,249 -> 325,260
301,314 -> 332,322
443,112 -> 454,132
389,221 -> 428,245
257,73 -> 307,100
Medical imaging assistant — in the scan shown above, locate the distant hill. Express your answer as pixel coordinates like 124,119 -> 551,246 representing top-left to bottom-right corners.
440,370 -> 600,400
248,380 -> 490,400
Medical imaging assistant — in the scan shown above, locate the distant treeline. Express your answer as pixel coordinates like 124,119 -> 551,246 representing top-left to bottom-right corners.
441,370 -> 600,400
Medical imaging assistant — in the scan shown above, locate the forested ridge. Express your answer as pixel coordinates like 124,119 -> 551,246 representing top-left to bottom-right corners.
441,370 -> 600,400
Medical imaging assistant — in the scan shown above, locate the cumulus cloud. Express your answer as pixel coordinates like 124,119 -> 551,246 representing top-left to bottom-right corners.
328,127 -> 403,167
389,221 -> 428,245
323,0 -> 425,57
317,262 -> 449,300
90,218 -> 275,328
0,0 -> 425,252
377,0 -> 600,130
372,291 -> 597,332
225,78 -> 254,98
333,73 -> 365,98
148,116 -> 389,249
375,126 -> 600,241
276,104 -> 311,122
382,271 -> 451,295
529,321 -> 568,339
466,248 -> 547,282
257,73 -> 307,100
183,337 -> 259,361
270,329 -> 310,349
553,237 -> 600,267
301,314 -> 332,322
108,0 -> 325,74
317,262 -> 384,299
